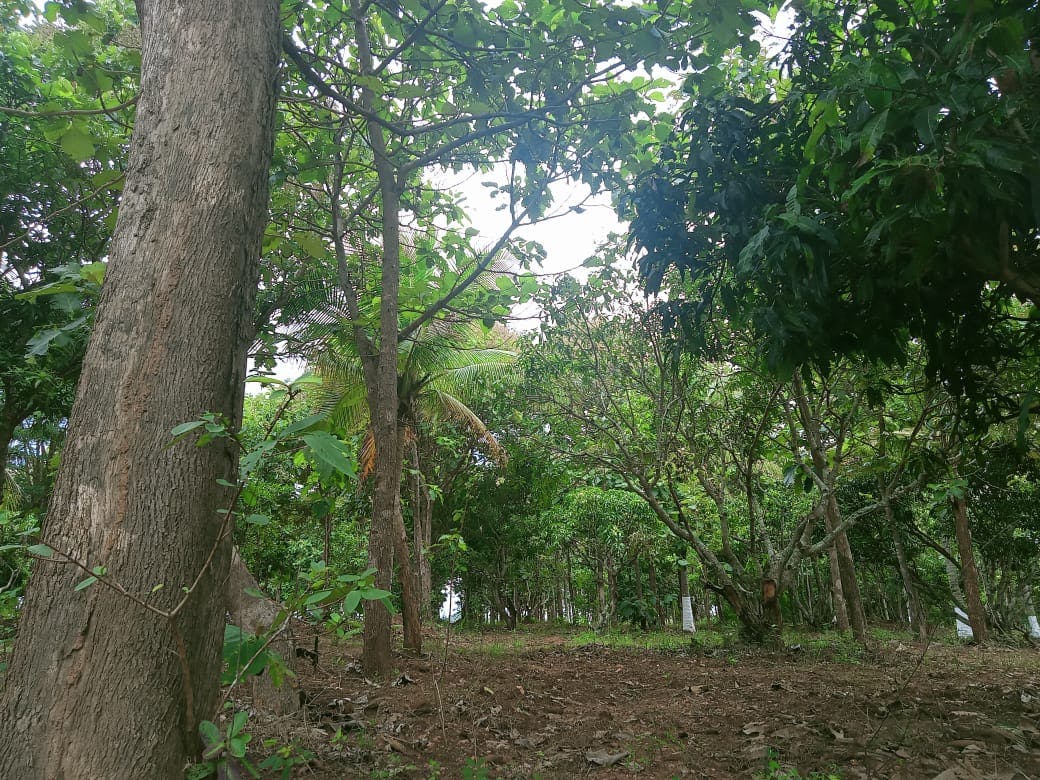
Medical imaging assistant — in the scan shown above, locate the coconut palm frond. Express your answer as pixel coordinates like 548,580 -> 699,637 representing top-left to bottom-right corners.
431,350 -> 517,397
402,324 -> 480,375
358,428 -> 376,480
428,389 -> 508,467
312,354 -> 370,433
357,423 -> 420,481
278,278 -> 362,359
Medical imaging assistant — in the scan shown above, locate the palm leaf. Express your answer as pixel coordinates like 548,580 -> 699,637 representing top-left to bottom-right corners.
426,389 -> 508,467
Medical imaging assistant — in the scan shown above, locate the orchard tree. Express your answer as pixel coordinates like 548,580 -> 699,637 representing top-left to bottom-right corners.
274,0 -> 759,674
0,2 -> 281,776
628,0 -> 1039,400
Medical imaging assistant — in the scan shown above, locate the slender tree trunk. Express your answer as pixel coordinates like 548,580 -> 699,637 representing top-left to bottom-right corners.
0,5 -> 280,775
392,507 -> 422,652
227,548 -> 299,715
409,442 -> 433,619
553,567 -> 564,622
678,563 -> 695,633
566,549 -> 576,624
952,496 -> 989,642
890,523 -> 927,640
822,494 -> 867,642
647,558 -> 666,628
595,556 -> 607,628
352,0 -> 405,678
633,554 -> 646,628
607,557 -> 618,627
323,503 -> 332,568
1024,584 -> 1040,639
827,544 -> 850,631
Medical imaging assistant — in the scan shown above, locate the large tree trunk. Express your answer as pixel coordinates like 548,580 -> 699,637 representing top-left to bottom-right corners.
0,4 -> 280,776
952,496 -> 989,642
227,548 -> 299,715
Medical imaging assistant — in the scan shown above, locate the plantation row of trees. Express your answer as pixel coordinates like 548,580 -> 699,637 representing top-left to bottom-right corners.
0,0 -> 1037,777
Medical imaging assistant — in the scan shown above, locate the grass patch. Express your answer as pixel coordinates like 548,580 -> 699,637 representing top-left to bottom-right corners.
568,627 -> 732,652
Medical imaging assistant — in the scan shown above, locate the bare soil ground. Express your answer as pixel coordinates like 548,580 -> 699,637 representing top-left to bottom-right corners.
238,625 -> 1040,779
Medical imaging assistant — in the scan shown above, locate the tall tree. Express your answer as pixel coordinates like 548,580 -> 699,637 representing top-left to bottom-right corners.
277,0 -> 753,674
0,2 -> 280,776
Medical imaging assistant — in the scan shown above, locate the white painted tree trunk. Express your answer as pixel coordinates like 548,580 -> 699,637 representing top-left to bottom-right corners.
1027,615 -> 1040,639
954,606 -> 974,639
681,596 -> 696,633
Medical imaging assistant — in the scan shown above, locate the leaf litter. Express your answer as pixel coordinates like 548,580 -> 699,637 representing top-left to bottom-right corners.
234,627 -> 1040,778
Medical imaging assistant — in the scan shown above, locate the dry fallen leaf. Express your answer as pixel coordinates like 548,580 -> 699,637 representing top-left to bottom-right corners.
585,748 -> 629,767
381,735 -> 415,756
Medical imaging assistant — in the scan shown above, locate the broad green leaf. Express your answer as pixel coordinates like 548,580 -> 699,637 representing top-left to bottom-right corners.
301,431 -> 357,479
171,420 -> 205,437
60,127 -> 95,161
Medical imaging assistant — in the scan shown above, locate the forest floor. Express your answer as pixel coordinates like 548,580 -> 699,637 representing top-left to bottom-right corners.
237,624 -> 1040,780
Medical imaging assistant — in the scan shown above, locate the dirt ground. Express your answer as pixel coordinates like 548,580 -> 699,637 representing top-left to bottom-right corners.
237,625 -> 1040,779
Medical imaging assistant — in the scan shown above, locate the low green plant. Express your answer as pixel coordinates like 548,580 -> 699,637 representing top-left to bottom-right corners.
188,710 -> 257,779
761,748 -> 841,779
258,739 -> 314,779
461,757 -> 492,780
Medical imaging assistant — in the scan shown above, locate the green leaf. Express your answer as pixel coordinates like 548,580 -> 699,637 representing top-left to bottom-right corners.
228,735 -> 249,758
26,328 -> 66,357
60,127 -> 95,161
279,413 -> 327,438
171,420 -> 205,437
74,576 -> 98,591
302,431 -> 357,480
244,513 -> 270,526
304,589 -> 334,606
290,372 -> 323,387
245,375 -> 289,387
231,710 -> 249,736
27,544 -> 53,558
342,590 -> 363,613
360,587 -> 392,600
298,232 -> 325,258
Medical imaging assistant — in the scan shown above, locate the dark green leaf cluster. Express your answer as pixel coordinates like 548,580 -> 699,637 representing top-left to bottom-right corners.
628,0 -> 1040,413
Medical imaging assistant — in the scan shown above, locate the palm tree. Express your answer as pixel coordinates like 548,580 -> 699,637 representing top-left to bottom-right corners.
307,310 -> 516,649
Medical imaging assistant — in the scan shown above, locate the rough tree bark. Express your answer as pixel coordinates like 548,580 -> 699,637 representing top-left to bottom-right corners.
952,496 -> 989,642
0,3 -> 280,776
